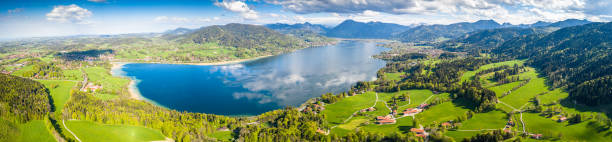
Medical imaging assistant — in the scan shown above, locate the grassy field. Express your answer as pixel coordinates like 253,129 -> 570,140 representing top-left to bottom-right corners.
208,131 -> 233,141
460,60 -> 524,82
457,110 -> 507,130
322,91 -> 377,124
416,100 -> 471,126
521,113 -> 612,141
360,117 -> 414,135
17,120 -> 56,142
384,72 -> 404,82
84,67 -> 129,96
62,69 -> 83,81
538,88 -> 568,105
38,80 -> 77,117
445,130 -> 485,141
500,69 -> 549,109
66,120 -> 167,142
394,90 -> 435,110
488,81 -> 522,97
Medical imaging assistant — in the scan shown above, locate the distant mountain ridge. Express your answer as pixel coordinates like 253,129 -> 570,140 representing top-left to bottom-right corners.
396,19 -> 592,42
265,22 -> 329,35
326,19 -> 411,39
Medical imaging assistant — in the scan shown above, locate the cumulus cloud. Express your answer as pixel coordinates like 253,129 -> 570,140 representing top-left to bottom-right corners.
215,0 -> 259,20
46,4 -> 92,24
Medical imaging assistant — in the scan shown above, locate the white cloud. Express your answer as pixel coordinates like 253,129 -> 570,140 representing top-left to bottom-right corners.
87,0 -> 107,3
46,4 -> 92,24
215,0 -> 259,20
266,0 -> 610,25
7,8 -> 23,14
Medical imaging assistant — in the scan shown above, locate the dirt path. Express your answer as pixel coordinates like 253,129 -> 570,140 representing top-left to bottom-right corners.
63,119 -> 82,142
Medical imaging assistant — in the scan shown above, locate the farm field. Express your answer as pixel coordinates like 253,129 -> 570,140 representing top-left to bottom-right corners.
322,91 -> 377,125
65,120 -> 167,142
38,80 -> 77,117
17,120 -> 56,142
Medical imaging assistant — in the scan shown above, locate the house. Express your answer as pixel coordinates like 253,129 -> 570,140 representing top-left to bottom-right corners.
81,83 -> 103,92
530,134 -> 542,139
410,128 -> 425,134
441,122 -> 451,127
316,128 -> 326,134
403,108 -> 422,116
418,103 -> 429,109
392,110 -> 397,115
507,120 -> 514,126
367,107 -> 376,111
313,104 -> 325,110
558,116 -> 567,122
376,119 -> 396,125
376,115 -> 396,125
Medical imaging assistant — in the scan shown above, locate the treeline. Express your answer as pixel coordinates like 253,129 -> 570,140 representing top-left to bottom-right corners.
462,129 -> 515,142
0,74 -> 50,123
63,91 -> 237,141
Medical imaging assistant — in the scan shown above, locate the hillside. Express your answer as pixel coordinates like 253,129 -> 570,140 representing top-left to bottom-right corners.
326,19 -> 411,39
438,28 -> 543,52
493,22 -> 612,106
398,19 -> 591,43
265,22 -> 329,35
180,23 -> 305,49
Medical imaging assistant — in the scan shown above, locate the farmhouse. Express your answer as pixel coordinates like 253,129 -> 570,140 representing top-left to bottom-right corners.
530,134 -> 543,139
410,128 -> 425,134
376,115 -> 396,125
418,103 -> 429,109
403,108 -> 422,116
558,116 -> 567,122
81,83 -> 103,92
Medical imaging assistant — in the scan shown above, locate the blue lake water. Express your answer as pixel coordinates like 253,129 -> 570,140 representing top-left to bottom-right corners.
116,40 -> 389,116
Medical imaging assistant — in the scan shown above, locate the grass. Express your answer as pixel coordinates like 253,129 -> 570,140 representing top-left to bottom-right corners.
62,69 -> 83,81
538,88 -> 568,105
445,131 -> 484,141
457,110 -> 507,130
460,60 -> 525,83
84,67 -> 129,94
488,81 -> 522,97
360,116 -> 414,135
17,120 -> 56,142
208,131 -> 233,141
38,80 -> 77,117
11,64 -> 34,77
500,68 -> 549,109
384,72 -> 404,82
66,120 -> 167,142
323,91 -> 377,124
521,113 -> 612,141
337,117 -> 369,130
416,100 -> 471,126
394,89 -> 435,110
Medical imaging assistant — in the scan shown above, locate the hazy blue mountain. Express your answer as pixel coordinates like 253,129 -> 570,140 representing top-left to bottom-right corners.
326,19 -> 411,39
163,27 -> 194,35
546,19 -> 591,28
439,27 -> 541,52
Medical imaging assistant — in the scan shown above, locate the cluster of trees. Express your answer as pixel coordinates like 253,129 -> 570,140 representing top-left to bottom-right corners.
387,53 -> 428,62
21,59 -> 64,78
491,64 -> 524,82
0,74 -> 50,123
63,91 -> 237,141
56,49 -> 114,61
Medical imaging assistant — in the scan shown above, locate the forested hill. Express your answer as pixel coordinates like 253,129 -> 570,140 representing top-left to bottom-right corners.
397,19 -> 592,43
179,23 -> 305,49
493,22 -> 612,106
326,19 -> 411,39
397,20 -> 503,42
0,74 -> 50,122
438,27 -> 545,52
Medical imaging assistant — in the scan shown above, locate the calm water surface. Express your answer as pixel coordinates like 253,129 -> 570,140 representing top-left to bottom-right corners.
116,40 -> 389,115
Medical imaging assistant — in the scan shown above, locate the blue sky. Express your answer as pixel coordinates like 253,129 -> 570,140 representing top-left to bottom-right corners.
1,0 -> 611,38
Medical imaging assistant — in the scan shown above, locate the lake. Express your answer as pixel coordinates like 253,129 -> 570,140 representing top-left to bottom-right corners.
115,40 -> 389,116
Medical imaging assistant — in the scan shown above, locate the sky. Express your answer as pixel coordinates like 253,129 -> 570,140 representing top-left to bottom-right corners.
1,0 -> 611,38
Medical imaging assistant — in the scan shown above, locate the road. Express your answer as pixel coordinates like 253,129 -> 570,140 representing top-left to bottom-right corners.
63,119 -> 82,142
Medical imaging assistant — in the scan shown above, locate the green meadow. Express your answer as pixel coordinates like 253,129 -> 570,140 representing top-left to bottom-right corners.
322,91 -> 377,124
66,120 -> 167,142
